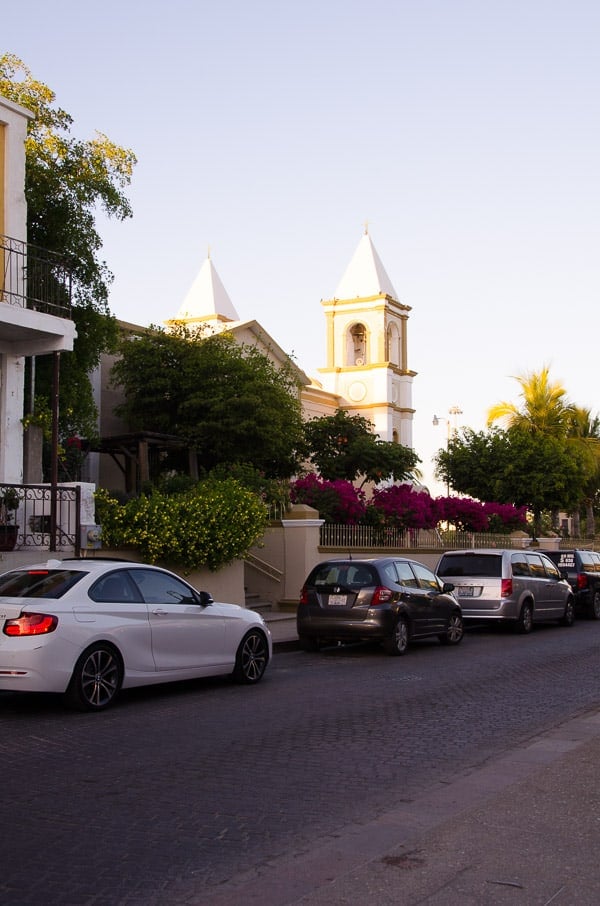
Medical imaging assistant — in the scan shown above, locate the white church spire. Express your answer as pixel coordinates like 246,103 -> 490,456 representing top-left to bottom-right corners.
172,252 -> 239,323
334,231 -> 399,301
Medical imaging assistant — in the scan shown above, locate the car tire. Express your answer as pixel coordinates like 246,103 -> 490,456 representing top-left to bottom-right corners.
383,617 -> 409,656
439,612 -> 464,645
65,643 -> 123,712
516,601 -> 534,634
589,590 -> 600,620
560,598 -> 575,627
232,630 -> 269,684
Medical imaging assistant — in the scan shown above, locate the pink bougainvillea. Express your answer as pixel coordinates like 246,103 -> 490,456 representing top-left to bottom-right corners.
290,474 -> 366,524
291,475 -> 528,533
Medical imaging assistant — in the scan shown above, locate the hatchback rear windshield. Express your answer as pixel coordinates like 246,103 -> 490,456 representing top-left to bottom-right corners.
437,554 -> 502,578
308,563 -> 377,589
0,569 -> 86,598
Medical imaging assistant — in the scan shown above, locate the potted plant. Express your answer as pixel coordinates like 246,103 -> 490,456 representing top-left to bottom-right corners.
0,488 -> 20,551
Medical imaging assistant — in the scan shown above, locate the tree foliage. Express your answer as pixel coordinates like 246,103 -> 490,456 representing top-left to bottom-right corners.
435,427 -> 589,534
95,480 -> 268,572
111,325 -> 305,478
487,365 -> 572,436
302,409 -> 420,485
0,53 -> 135,442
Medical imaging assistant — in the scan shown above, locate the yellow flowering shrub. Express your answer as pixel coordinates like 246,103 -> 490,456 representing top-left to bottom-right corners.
94,479 -> 268,571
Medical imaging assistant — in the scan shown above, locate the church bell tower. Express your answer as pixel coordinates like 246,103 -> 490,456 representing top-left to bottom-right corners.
318,230 -> 416,447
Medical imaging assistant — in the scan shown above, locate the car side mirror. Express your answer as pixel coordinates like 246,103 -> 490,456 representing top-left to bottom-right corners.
442,582 -> 455,593
198,590 -> 214,607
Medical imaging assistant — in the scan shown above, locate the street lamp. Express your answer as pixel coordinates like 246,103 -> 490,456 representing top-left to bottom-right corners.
433,406 -> 463,495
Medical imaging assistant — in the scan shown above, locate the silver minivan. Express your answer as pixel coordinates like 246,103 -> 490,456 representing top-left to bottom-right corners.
436,549 -> 575,632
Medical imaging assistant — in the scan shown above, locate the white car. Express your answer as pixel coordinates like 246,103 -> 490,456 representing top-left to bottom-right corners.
0,558 -> 272,711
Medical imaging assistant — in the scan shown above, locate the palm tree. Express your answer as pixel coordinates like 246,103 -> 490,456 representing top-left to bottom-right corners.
566,407 -> 600,538
487,366 -> 573,436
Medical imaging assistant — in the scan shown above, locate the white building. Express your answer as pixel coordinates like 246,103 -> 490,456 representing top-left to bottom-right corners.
164,229 -> 416,447
0,94 -> 76,484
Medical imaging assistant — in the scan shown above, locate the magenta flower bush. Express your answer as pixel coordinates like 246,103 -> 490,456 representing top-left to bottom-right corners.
367,484 -> 440,530
436,497 -> 528,533
481,501 -> 528,532
291,475 -> 528,533
290,474 -> 366,524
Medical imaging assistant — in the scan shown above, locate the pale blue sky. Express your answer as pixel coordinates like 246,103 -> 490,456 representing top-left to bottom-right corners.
4,0 -> 599,491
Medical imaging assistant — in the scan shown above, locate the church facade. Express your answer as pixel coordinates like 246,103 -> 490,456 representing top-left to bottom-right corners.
165,229 -> 416,445
92,230 -> 416,491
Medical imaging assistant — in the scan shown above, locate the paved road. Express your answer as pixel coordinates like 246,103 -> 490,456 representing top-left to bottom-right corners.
1,619 -> 600,905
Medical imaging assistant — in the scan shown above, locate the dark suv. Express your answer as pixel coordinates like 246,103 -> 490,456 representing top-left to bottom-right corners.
297,557 -> 463,655
542,549 -> 600,619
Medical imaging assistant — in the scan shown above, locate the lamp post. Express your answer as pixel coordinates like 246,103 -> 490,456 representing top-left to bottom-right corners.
433,406 -> 462,496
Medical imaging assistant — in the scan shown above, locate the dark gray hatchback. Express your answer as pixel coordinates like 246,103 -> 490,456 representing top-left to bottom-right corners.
297,557 -> 463,655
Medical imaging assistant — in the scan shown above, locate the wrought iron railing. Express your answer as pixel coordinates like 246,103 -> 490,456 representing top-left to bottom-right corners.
0,234 -> 72,317
320,524 -> 530,551
319,524 -> 598,551
0,483 -> 81,554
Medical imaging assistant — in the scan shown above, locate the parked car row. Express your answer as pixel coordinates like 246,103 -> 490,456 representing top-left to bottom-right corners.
297,548 -> 597,653
1,548 -> 597,712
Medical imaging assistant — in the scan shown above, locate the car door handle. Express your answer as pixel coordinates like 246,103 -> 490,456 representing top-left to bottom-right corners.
152,608 -> 169,616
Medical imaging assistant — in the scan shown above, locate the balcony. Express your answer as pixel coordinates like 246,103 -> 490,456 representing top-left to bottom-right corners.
1,233 -> 72,317
0,235 -> 76,357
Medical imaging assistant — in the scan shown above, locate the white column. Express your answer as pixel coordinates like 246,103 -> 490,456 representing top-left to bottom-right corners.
0,353 -> 25,483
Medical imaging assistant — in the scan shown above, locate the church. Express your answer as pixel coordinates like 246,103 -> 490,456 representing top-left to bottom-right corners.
91,229 -> 416,492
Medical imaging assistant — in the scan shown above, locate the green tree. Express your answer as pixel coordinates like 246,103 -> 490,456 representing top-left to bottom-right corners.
0,53 -> 136,443
303,409 -> 420,485
111,325 -> 305,479
487,365 -> 572,436
566,407 -> 600,537
435,427 -> 588,537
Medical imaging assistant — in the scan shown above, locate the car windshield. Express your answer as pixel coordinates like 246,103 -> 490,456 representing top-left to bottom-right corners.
310,563 -> 376,588
0,569 -> 85,598
437,555 -> 502,578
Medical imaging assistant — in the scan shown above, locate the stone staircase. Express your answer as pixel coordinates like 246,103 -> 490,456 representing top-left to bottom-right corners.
245,593 -> 298,646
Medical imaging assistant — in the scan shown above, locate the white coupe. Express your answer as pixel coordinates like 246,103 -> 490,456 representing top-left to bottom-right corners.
0,558 -> 272,711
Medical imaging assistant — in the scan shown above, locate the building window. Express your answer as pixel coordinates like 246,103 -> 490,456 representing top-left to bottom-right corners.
349,323 -> 367,365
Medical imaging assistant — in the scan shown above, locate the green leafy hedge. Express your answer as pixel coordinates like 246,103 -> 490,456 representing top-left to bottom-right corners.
94,479 -> 268,572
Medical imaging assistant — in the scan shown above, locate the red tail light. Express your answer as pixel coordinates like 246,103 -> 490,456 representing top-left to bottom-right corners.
501,578 -> 513,598
299,588 -> 309,605
371,586 -> 393,605
3,612 -> 58,637
577,573 -> 588,590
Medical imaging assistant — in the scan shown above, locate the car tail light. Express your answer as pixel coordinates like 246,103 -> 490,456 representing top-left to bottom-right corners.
3,612 -> 58,637
577,573 -> 588,590
501,578 -> 513,598
299,587 -> 309,605
371,586 -> 393,605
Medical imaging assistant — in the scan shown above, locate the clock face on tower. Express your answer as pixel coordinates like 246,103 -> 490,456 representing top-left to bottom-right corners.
348,381 -> 367,402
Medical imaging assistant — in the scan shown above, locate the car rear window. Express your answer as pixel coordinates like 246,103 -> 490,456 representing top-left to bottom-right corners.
0,569 -> 85,598
579,551 -> 596,570
309,563 -> 376,589
437,554 -> 502,578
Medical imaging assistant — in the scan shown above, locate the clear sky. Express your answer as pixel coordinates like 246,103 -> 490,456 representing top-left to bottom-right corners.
3,0 -> 599,492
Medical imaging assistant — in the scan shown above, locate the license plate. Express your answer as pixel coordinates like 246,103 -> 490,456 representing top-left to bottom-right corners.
456,586 -> 474,597
328,594 -> 348,606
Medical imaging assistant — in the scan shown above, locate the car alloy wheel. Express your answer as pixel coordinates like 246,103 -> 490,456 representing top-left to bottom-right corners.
440,612 -> 464,645
384,618 -> 409,656
233,630 -> 269,684
517,601 -> 534,634
66,643 -> 123,712
560,598 -> 575,627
